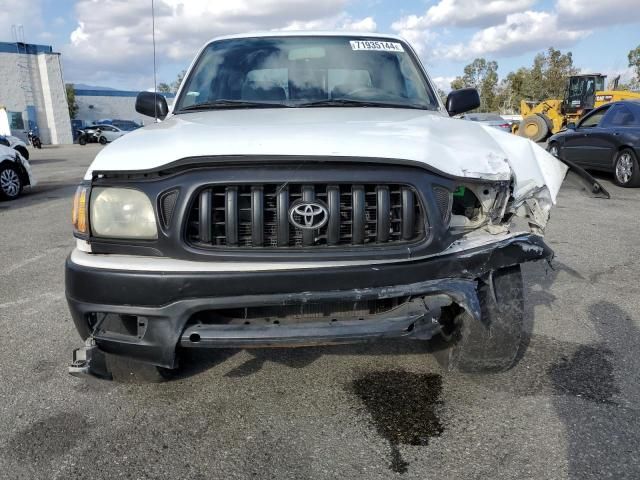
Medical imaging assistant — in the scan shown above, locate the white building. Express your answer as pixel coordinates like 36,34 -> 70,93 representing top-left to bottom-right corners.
75,89 -> 175,128
0,41 -> 73,144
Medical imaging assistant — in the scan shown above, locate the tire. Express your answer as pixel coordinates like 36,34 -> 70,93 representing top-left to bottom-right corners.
99,136 -> 107,145
0,164 -> 23,200
79,136 -> 87,146
105,354 -> 178,383
15,146 -> 29,160
613,148 -> 640,187
519,115 -> 549,142
436,265 -> 524,373
548,142 -> 560,159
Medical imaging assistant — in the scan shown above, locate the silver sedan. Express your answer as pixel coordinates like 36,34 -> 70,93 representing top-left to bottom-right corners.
459,113 -> 512,133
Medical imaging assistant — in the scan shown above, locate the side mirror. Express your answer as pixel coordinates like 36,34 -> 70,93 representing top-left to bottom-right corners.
446,88 -> 480,116
135,92 -> 168,120
566,122 -> 576,130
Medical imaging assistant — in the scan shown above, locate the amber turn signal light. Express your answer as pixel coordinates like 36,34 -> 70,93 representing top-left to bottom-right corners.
72,186 -> 88,235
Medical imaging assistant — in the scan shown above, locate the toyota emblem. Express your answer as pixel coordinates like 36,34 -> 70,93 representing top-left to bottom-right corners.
289,200 -> 329,230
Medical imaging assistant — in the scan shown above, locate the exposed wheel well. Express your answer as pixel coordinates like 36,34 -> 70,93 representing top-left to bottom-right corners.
14,146 -> 29,160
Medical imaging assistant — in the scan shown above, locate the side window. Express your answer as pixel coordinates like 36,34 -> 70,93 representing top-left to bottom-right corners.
604,105 -> 636,127
579,106 -> 610,128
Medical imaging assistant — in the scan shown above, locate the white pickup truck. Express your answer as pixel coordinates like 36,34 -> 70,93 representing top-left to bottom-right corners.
66,32 -> 607,380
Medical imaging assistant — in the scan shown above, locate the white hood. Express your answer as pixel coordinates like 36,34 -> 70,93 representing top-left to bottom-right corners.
85,107 -> 566,203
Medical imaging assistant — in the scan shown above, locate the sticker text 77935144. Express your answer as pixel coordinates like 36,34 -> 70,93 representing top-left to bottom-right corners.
350,40 -> 405,53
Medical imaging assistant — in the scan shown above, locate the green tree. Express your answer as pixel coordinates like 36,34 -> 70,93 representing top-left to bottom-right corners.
65,83 -> 78,119
498,67 -> 530,112
157,82 -> 172,93
159,69 -> 187,94
540,47 -> 578,98
628,44 -> 640,87
171,69 -> 186,93
451,58 -> 499,112
516,47 -> 578,102
491,47 -> 579,113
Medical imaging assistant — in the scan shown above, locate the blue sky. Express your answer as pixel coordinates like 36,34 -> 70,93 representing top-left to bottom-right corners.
4,0 -> 640,91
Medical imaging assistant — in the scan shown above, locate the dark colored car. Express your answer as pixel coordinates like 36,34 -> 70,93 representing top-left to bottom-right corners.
548,100 -> 640,187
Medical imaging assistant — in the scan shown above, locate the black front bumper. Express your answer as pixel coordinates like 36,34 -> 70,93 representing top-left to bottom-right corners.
65,234 -> 552,368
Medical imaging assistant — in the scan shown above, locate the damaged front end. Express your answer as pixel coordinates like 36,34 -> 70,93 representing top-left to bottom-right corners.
446,130 -> 609,242
65,132 -> 609,379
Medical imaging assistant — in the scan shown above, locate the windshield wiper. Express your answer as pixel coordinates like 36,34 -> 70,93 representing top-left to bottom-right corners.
176,100 -> 290,112
297,98 -> 432,110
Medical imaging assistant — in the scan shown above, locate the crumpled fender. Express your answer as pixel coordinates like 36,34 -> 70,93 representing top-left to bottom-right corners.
481,126 -> 567,203
479,126 -> 608,231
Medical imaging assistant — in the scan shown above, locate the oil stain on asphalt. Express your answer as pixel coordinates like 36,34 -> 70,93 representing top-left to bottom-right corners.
351,370 -> 444,474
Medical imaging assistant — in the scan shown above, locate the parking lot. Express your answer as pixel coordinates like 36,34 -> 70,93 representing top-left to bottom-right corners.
1,144 -> 639,479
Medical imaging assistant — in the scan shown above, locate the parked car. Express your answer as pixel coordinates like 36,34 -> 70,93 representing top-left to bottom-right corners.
0,144 -> 36,200
78,124 -> 129,145
0,134 -> 30,159
111,120 -> 142,132
548,100 -> 640,187
459,112 -> 512,133
77,126 -> 101,145
95,124 -> 129,144
66,32 -> 607,380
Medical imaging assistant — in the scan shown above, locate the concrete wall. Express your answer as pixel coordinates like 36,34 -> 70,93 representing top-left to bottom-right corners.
37,54 -> 73,144
75,90 -> 175,127
0,43 -> 73,145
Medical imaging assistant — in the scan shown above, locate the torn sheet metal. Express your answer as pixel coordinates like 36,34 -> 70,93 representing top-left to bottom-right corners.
481,126 -> 568,203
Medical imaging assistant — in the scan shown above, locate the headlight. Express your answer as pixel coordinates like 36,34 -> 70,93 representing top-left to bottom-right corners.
90,187 -> 157,239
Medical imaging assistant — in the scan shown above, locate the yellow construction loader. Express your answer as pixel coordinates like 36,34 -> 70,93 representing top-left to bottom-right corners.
515,74 -> 640,141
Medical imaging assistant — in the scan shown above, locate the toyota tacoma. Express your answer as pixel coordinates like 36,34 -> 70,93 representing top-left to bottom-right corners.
66,32 -> 607,380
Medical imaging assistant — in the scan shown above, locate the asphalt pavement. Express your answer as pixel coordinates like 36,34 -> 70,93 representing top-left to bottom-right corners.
0,144 -> 638,479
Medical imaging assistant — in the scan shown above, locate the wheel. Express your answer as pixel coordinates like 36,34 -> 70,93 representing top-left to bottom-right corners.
79,136 -> 87,146
99,136 -> 108,145
613,148 -> 640,187
436,265 -> 524,373
548,142 -> 560,158
15,146 -> 29,160
0,164 -> 23,200
519,115 -> 549,142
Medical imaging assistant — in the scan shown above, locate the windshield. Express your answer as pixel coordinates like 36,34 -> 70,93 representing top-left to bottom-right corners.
174,36 -> 438,112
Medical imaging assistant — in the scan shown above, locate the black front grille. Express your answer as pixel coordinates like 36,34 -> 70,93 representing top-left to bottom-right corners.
186,183 -> 426,249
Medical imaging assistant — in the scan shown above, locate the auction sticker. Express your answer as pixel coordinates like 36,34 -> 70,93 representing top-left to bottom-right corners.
350,40 -> 405,53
